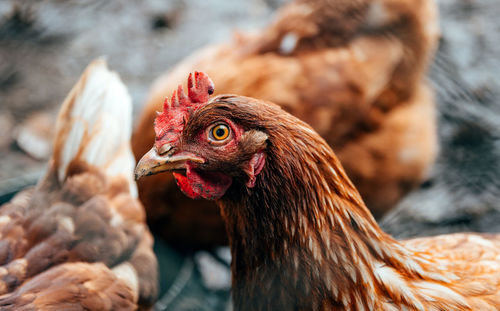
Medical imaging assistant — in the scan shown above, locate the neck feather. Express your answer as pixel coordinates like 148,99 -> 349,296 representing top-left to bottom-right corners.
219,120 -> 468,310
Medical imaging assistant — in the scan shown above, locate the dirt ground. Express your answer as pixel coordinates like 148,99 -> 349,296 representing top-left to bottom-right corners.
2,0 -> 500,310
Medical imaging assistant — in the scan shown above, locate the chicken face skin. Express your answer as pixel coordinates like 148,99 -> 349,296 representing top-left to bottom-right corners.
137,109 -> 268,200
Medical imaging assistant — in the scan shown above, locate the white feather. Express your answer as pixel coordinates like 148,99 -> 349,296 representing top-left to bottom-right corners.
53,59 -> 137,197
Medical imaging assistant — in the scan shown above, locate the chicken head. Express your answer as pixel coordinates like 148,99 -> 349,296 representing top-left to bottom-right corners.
136,72 -> 268,200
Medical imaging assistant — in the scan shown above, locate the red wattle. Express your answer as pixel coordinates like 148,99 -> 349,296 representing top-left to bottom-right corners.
173,164 -> 233,200
173,172 -> 201,199
245,151 -> 266,188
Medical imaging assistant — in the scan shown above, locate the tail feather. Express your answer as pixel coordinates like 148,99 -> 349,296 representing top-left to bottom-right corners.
50,59 -> 137,197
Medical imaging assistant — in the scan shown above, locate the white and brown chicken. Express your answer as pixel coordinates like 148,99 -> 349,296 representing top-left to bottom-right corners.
0,60 -> 157,310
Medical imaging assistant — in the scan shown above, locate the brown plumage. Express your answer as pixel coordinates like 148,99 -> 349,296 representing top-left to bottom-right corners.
0,263 -> 137,310
132,0 -> 440,246
0,60 -> 158,310
136,73 -> 500,310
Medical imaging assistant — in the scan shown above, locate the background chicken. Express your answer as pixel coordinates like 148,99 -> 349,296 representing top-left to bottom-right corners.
136,72 -> 500,310
0,60 -> 158,310
132,0 -> 440,247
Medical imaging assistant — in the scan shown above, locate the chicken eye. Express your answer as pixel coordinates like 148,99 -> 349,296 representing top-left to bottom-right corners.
210,124 -> 230,141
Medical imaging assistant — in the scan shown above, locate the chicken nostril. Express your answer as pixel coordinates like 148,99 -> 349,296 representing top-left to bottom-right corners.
157,144 -> 173,156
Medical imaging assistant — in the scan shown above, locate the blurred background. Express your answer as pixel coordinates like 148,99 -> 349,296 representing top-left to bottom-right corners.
1,0 -> 500,310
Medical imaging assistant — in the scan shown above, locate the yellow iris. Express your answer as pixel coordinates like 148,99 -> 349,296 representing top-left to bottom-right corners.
211,124 -> 230,140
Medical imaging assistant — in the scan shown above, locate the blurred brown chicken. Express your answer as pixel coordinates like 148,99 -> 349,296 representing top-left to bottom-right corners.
132,0 -> 440,246
0,60 -> 157,310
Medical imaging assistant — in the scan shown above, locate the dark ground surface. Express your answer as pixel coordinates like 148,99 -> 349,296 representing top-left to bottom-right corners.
2,0 -> 500,310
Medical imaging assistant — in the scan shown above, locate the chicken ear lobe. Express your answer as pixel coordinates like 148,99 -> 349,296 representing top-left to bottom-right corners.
238,129 -> 268,188
243,151 -> 266,188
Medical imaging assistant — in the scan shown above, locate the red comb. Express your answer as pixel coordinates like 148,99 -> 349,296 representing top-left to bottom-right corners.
154,72 -> 214,149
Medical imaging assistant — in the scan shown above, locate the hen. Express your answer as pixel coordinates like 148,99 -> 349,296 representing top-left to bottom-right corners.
0,60 -> 158,310
136,73 -> 500,310
132,0 -> 440,246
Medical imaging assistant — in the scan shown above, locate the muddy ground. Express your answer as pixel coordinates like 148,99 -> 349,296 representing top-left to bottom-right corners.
2,0 -> 500,310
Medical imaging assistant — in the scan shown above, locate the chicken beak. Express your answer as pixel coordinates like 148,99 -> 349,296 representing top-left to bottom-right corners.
135,146 -> 205,180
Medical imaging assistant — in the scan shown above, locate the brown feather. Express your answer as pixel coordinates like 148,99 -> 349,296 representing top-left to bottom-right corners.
0,262 -> 136,311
